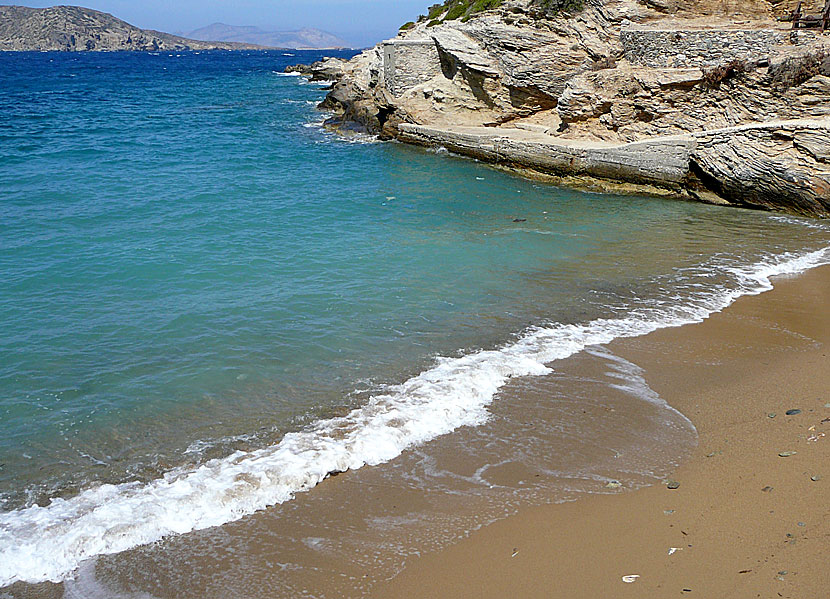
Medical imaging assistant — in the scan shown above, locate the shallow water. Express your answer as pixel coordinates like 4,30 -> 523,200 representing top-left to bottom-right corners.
1,50 -> 829,592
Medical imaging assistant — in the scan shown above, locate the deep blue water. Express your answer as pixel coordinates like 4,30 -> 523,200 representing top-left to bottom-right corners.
1,50 -> 829,587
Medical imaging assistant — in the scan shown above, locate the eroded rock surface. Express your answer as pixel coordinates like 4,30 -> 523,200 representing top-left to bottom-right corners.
692,122 -> 830,217
297,0 -> 830,216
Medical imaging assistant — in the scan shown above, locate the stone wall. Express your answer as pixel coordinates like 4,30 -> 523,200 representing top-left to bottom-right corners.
621,28 -> 786,68
382,39 -> 442,97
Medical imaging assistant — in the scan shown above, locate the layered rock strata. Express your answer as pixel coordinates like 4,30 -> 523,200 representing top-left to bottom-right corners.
399,120 -> 830,217
298,0 -> 830,216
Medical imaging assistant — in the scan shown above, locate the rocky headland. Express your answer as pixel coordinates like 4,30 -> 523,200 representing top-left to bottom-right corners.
0,5 -> 264,52
291,0 -> 830,217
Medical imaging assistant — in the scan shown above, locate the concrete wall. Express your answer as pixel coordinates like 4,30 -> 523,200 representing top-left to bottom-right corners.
621,28 -> 786,68
382,39 -> 442,97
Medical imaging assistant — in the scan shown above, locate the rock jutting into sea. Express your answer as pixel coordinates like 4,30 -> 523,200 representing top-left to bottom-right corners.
290,0 -> 830,218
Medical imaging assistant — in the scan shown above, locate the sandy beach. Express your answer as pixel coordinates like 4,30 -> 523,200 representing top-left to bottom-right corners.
379,264 -> 830,599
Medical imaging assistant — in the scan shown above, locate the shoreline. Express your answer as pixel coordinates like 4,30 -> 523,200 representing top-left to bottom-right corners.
395,120 -> 830,218
377,264 -> 830,598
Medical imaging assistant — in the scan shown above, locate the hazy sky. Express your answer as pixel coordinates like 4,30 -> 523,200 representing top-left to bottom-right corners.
15,1 -> 430,47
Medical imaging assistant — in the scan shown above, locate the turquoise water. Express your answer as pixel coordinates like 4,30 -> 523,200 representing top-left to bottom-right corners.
1,50 -> 829,587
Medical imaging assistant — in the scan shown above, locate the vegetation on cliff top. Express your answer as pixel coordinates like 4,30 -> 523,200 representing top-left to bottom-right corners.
399,0 -> 503,29
401,0 -> 583,30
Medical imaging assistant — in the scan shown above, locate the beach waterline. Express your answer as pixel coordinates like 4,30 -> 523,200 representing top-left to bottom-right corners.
2,50 -> 830,596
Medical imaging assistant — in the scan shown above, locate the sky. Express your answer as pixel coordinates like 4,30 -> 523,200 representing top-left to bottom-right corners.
14,0 -> 430,47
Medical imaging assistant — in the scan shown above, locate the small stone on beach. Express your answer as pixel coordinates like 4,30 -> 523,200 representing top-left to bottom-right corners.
768,413 -> 776,418
761,486 -> 773,492
778,451 -> 797,457
810,475 -> 821,481
798,522 -> 806,527
786,409 -> 802,416
621,574 -> 640,583
605,480 -> 622,489
667,480 -> 680,489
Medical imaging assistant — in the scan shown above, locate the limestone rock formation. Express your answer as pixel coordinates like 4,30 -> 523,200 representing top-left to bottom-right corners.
296,0 -> 830,216
0,5 -> 262,52
691,122 -> 830,217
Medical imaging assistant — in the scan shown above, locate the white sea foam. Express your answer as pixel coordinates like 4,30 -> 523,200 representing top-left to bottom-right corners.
0,248 -> 828,587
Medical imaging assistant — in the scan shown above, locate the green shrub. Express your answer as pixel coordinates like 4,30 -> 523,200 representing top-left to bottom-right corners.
471,0 -> 503,11
445,3 -> 467,20
535,0 -> 584,13
420,0 -> 504,25
400,21 -> 416,30
428,3 -> 446,19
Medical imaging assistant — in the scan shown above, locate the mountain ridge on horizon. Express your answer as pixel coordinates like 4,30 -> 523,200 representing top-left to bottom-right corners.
0,5 -> 270,51
187,22 -> 353,49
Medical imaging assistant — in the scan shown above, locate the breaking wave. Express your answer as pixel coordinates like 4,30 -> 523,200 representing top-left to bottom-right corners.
0,247 -> 828,587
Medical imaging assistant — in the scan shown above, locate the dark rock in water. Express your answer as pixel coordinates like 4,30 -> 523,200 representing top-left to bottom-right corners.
785,409 -> 802,415
286,57 -> 351,82
513,218 -> 527,222
666,480 -> 680,489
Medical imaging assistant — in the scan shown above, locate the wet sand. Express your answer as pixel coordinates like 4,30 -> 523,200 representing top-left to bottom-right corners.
6,266 -> 827,599
379,264 -> 830,599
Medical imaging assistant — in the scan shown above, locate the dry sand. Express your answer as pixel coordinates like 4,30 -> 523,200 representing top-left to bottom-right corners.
378,264 -> 830,599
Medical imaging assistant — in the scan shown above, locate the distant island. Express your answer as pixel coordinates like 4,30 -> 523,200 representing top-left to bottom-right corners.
187,23 -> 352,50
0,5 -> 265,51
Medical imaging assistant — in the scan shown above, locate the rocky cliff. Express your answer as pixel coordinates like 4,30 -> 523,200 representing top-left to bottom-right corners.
295,0 -> 830,217
0,5 -> 263,52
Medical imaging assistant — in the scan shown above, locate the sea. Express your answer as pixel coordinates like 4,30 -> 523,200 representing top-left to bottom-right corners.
0,50 -> 828,598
